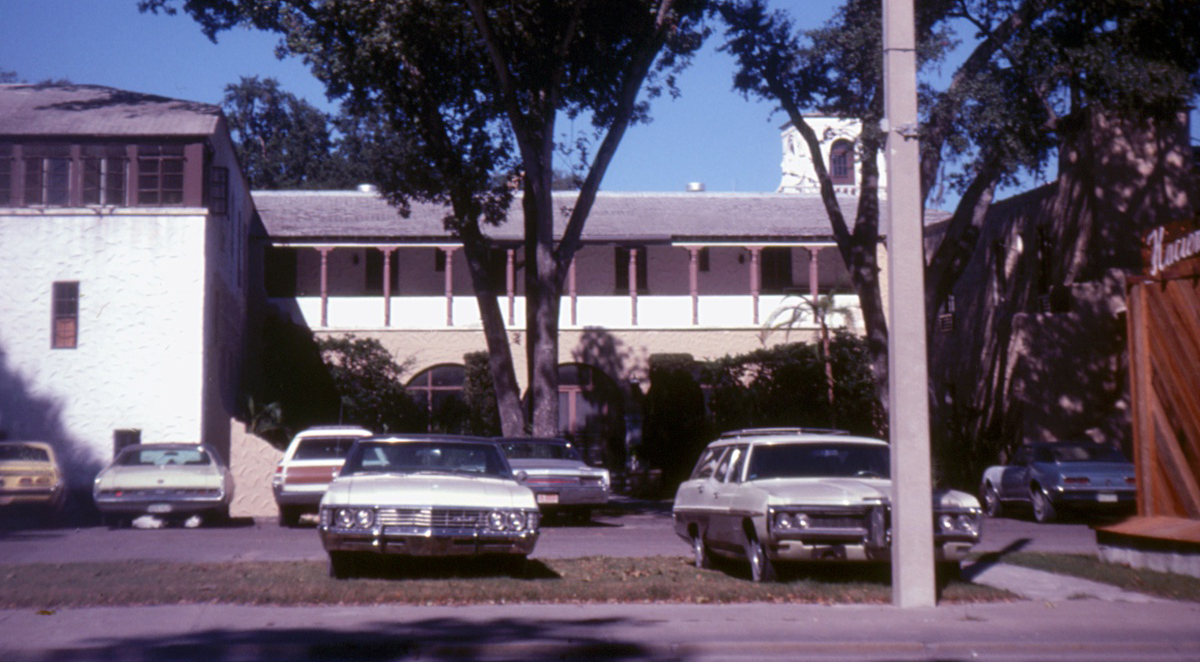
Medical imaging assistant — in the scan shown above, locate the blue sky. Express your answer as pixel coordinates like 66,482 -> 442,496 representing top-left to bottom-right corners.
0,0 -> 828,194
2,1 -> 1195,201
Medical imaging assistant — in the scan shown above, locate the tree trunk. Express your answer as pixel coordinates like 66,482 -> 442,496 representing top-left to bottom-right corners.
458,221 -> 526,436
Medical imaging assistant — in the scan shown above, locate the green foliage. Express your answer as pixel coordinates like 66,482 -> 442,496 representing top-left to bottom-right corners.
462,351 -> 503,437
639,355 -> 710,487
247,314 -> 340,449
221,76 -> 370,190
316,334 -> 423,434
701,335 -> 883,437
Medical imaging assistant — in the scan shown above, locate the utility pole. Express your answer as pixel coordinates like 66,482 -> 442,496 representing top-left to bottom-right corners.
883,0 -> 937,607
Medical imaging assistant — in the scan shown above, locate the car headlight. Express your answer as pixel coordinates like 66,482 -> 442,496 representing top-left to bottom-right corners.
773,511 -> 810,531
336,508 -> 355,528
937,511 -> 981,536
507,511 -> 526,531
489,510 -> 507,531
355,508 -> 374,528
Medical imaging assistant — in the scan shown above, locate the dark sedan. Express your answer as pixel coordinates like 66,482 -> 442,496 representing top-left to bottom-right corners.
979,442 -> 1136,523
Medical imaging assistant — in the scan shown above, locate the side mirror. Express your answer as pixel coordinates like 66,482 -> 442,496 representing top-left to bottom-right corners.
515,470 -> 528,484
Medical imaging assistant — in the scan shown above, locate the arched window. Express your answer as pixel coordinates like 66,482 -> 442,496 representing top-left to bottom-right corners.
829,139 -> 855,186
406,364 -> 467,432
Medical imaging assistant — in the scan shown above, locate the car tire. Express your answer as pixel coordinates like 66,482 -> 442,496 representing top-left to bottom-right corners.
1030,486 -> 1057,523
328,552 -> 358,579
745,535 -> 777,583
692,532 -> 713,569
982,482 -> 1003,518
278,505 -> 302,528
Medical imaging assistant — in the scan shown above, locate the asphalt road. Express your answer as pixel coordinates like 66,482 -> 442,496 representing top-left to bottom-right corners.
0,497 -> 1100,564
4,500 -> 1199,661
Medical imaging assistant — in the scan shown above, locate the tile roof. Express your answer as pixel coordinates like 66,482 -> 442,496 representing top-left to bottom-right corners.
0,84 -> 221,137
254,190 -> 868,244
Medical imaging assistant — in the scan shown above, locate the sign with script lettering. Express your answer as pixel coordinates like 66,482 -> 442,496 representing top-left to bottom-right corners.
1143,218 -> 1200,279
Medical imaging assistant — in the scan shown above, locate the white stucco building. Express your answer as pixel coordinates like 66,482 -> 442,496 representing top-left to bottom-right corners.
0,84 -> 258,485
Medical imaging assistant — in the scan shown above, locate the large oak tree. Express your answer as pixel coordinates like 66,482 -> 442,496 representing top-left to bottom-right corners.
142,0 -> 710,436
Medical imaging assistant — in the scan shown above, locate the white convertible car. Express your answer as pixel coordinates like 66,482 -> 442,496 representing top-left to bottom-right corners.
673,429 -> 983,582
318,434 -> 541,578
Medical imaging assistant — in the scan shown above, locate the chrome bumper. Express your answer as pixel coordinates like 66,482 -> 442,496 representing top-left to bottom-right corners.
319,525 -> 539,556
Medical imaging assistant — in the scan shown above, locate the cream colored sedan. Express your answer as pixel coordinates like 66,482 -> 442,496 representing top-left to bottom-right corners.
319,435 -> 540,579
92,443 -> 233,527
673,429 -> 982,582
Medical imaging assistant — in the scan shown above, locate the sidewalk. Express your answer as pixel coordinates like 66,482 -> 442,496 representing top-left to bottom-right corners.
1,590 -> 1198,662
966,560 -> 1170,603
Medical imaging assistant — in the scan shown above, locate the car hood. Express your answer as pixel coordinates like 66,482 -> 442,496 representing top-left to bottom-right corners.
755,479 -> 980,510
1040,461 -> 1135,478
509,459 -> 607,475
94,465 -> 222,490
323,473 -> 536,509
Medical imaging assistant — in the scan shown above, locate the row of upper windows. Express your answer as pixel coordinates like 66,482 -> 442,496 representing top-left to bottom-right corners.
0,142 -> 228,212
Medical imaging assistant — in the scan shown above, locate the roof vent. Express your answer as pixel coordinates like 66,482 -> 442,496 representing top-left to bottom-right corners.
686,182 -> 706,192
357,183 -> 379,194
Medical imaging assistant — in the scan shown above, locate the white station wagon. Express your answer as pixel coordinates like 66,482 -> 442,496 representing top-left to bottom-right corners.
673,429 -> 983,582
318,434 -> 540,578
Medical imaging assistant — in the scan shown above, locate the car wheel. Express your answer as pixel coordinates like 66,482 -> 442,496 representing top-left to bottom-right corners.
982,482 -> 1003,518
1030,486 -> 1057,523
692,532 -> 713,569
278,506 -> 301,528
745,535 -> 777,583
328,552 -> 357,580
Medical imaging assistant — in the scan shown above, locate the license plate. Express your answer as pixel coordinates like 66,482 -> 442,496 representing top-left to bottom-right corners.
1097,493 -> 1118,503
537,494 -> 559,504
148,503 -> 173,513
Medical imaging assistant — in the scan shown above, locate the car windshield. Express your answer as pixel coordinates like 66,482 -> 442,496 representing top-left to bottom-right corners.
746,443 -> 890,480
341,441 -> 511,478
293,437 -> 361,461
0,444 -> 50,462
117,448 -> 210,466
500,441 -> 581,461
1036,445 -> 1129,463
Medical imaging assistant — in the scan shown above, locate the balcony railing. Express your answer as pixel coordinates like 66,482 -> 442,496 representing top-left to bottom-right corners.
269,293 -> 862,332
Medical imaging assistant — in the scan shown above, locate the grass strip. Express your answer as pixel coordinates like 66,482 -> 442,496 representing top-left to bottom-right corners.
996,552 -> 1200,602
0,556 -> 1005,608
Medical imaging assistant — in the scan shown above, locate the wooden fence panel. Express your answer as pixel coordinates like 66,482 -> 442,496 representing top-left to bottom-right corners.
1128,277 -> 1200,518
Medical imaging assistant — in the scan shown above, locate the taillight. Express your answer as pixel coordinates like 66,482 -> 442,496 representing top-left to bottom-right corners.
1063,477 -> 1090,485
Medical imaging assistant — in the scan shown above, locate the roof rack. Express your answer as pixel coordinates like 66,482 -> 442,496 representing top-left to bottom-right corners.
718,427 -> 850,439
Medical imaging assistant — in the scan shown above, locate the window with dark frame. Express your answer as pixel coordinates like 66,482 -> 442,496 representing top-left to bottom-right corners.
0,144 -> 12,205
698,247 -> 710,272
209,166 -> 229,215
82,145 -> 126,206
760,247 -> 794,293
137,144 -> 185,205
24,144 -> 71,206
52,282 -> 79,349
614,245 -> 649,294
829,139 -> 855,186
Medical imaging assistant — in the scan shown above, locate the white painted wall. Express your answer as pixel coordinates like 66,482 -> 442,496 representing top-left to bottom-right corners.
778,117 -> 889,195
0,209 -> 209,477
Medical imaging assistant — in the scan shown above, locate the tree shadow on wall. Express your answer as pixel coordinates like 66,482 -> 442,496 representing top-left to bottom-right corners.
0,346 -> 103,525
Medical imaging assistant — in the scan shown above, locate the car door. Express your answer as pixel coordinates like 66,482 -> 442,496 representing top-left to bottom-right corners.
675,446 -> 729,539
707,445 -> 749,555
1000,446 -> 1034,502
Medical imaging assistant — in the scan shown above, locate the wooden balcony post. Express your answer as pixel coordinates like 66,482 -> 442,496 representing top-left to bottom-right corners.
748,246 -> 762,325
629,247 -> 639,326
443,246 -> 457,327
688,247 -> 700,325
317,246 -> 331,327
808,247 -> 820,300
569,257 -> 578,326
382,246 -> 396,327
506,248 -> 516,326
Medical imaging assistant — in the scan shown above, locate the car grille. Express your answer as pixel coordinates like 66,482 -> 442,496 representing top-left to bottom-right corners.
805,513 -> 866,529
99,488 -> 221,497
376,508 -> 490,528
